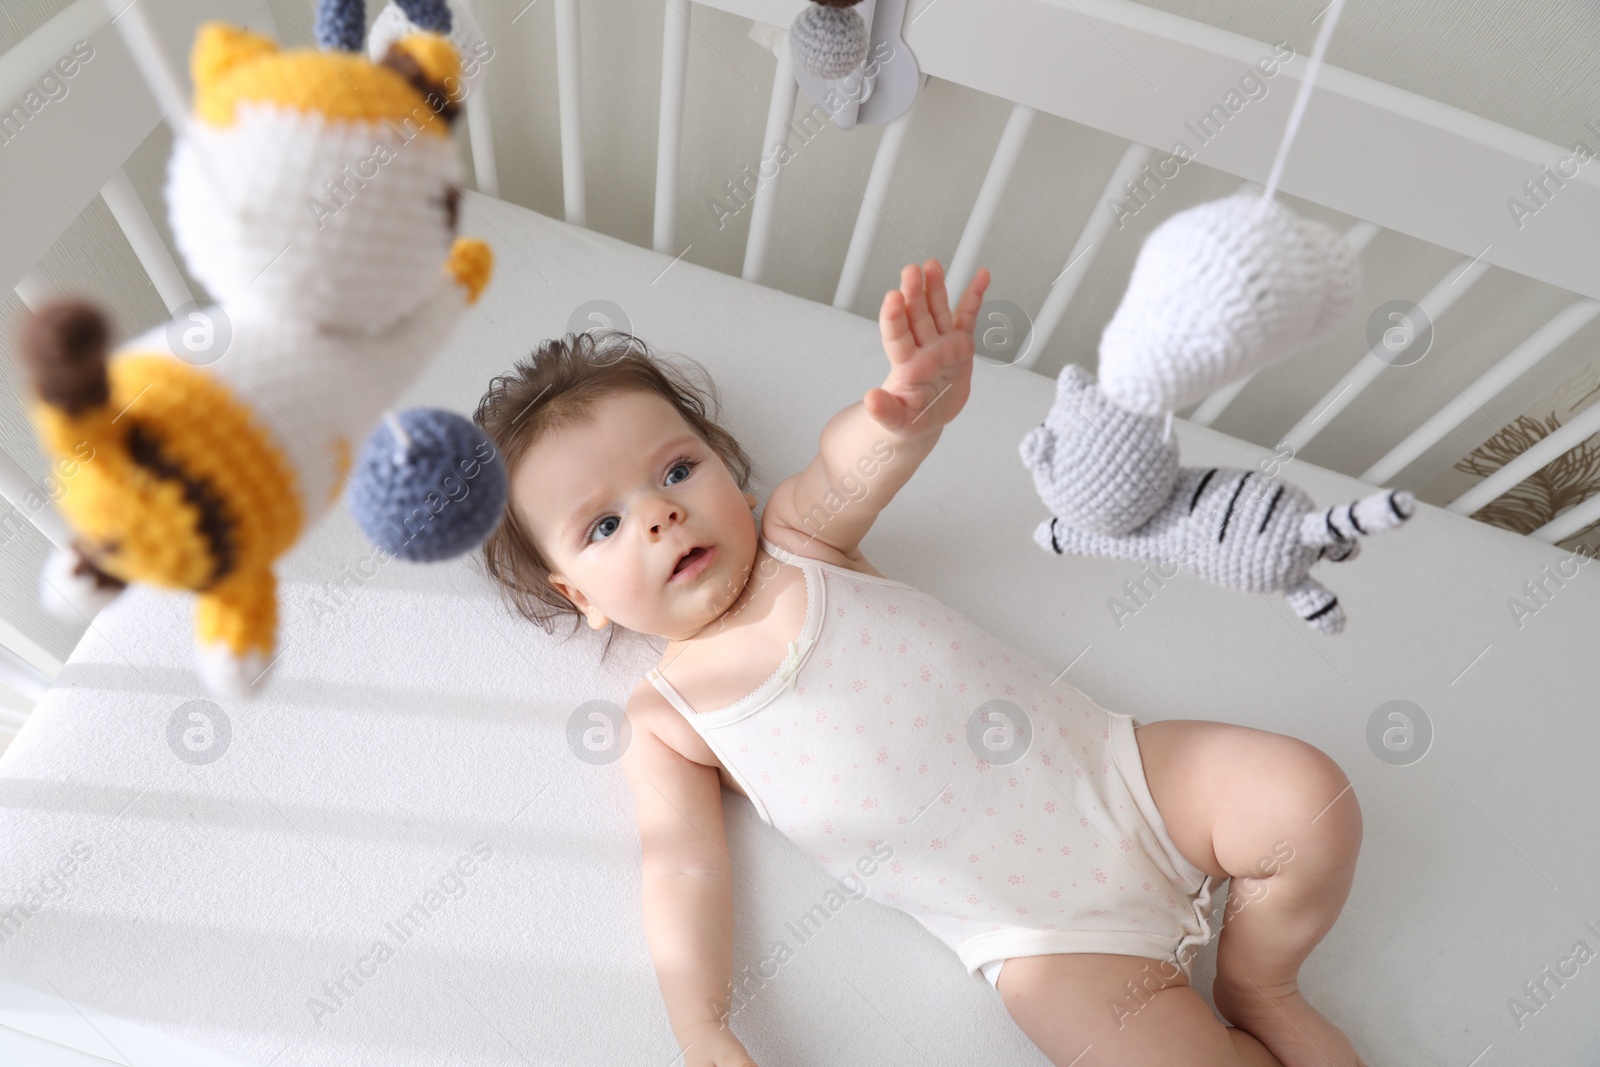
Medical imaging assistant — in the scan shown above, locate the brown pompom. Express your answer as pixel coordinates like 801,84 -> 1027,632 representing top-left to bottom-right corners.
20,297 -> 110,416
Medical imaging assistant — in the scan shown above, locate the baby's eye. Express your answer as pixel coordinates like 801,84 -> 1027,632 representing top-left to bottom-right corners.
584,458 -> 697,544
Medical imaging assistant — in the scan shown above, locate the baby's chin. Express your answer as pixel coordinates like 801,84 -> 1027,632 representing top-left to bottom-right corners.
657,551 -> 761,641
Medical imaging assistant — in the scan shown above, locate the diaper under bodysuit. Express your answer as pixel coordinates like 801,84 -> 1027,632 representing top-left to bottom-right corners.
645,537 -> 1218,992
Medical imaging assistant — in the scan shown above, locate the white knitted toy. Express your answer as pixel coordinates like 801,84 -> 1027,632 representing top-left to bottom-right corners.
15,21 -> 493,699
1097,191 -> 1361,417
1020,1 -> 1396,631
1021,363 -> 1414,634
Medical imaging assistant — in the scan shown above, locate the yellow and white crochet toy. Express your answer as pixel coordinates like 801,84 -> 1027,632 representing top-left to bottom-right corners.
15,19 -> 492,699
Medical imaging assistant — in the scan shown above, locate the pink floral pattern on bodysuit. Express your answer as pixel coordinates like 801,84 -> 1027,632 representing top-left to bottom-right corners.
646,544 -> 1213,977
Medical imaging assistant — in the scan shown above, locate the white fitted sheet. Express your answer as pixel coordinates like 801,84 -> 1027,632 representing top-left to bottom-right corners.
1,190 -> 1596,1065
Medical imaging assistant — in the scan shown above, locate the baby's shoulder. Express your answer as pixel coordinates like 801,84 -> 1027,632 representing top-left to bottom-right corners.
627,676 -> 723,764
760,517 -> 896,582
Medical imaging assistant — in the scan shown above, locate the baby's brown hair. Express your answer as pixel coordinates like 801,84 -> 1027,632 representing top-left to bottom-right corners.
472,330 -> 757,661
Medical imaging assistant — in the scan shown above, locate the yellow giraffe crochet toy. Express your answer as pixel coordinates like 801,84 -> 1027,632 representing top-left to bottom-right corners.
16,22 -> 492,699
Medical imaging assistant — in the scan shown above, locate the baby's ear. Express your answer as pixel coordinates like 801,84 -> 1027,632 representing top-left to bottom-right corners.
546,570 -> 582,609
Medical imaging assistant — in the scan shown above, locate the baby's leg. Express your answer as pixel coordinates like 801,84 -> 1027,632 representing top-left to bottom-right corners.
994,952 -> 1283,1067
1133,720 -> 1368,1067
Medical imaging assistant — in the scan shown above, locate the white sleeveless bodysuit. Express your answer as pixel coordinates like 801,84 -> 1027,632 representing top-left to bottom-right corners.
645,538 -> 1218,990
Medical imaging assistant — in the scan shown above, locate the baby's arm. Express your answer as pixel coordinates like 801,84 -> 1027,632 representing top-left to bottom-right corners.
621,689 -> 757,1065
764,259 -> 990,558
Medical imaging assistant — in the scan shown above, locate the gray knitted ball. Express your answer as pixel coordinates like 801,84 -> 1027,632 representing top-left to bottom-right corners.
349,408 -> 508,562
790,4 -> 869,79
1018,362 -> 1179,536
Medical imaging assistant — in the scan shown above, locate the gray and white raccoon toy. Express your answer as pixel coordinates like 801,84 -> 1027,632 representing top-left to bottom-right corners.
1020,365 -> 1412,634
1019,193 -> 1415,634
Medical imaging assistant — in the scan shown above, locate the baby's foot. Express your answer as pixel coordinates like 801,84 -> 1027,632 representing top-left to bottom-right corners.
1212,975 -> 1369,1067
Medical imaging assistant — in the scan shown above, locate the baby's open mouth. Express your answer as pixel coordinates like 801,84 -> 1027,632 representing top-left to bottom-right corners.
670,545 -> 716,584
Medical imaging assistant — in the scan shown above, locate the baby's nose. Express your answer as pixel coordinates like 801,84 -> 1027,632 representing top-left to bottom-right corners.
651,504 -> 683,533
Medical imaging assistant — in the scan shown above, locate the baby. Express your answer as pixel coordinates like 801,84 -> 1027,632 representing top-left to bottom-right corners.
472,261 -> 1369,1067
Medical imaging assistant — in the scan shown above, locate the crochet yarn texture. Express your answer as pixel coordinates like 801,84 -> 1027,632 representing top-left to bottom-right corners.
1021,363 -> 1414,634
1098,191 -> 1362,417
790,3 -> 869,79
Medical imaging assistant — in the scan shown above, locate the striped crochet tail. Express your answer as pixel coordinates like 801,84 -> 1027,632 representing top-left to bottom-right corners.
1300,488 -> 1415,562
1288,490 -> 1416,635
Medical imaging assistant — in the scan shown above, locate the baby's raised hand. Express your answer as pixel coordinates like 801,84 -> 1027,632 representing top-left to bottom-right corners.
866,259 -> 991,438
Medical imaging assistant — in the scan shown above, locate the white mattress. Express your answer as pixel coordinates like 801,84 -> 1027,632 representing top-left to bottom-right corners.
2,190 -> 1597,1066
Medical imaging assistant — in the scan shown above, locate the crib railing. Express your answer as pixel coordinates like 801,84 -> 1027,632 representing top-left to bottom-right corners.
651,0 -> 1600,543
2,0 -> 1598,712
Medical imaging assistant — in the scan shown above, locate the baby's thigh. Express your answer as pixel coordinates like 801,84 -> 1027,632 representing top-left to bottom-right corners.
995,953 -> 1239,1067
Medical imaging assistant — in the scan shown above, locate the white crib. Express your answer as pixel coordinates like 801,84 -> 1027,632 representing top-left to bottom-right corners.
0,0 -> 1597,1063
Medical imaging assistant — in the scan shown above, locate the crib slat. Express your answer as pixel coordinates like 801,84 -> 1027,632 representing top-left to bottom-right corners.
12,269 -> 52,313
103,0 -> 191,143
833,106 -> 914,310
0,446 -> 72,553
553,0 -> 585,227
6,272 -> 74,551
100,166 -> 194,314
654,0 -> 692,254
1533,484 -> 1600,545
1188,219 -> 1382,425
1022,141 -> 1152,371
1361,299 -> 1600,486
1274,255 -> 1490,454
1186,375 -> 1251,429
1449,397 -> 1600,521
242,2 -> 279,39
452,0 -> 499,197
0,621 -> 62,710
0,639 -> 54,707
740,36 -> 798,285
946,103 -> 1034,299
461,33 -> 498,197
465,89 -> 499,197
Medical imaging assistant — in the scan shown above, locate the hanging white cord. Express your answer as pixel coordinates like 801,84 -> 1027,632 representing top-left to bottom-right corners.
1158,0 -> 1348,445
383,410 -> 413,465
1261,0 -> 1349,205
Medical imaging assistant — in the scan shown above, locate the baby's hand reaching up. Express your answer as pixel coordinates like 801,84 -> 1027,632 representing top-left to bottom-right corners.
866,259 -> 992,438
679,1021 -> 760,1067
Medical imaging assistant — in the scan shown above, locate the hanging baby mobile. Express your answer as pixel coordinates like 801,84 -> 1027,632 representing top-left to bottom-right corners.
13,0 -> 504,700
790,0 -> 871,78
787,0 -> 922,130
1017,0 -> 1415,634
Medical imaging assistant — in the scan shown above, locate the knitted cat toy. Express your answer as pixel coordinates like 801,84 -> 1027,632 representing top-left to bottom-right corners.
1020,193 -> 1414,634
790,0 -> 870,78
15,17 -> 493,698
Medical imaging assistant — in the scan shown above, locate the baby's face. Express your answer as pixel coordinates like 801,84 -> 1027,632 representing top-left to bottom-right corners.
514,389 -> 759,642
